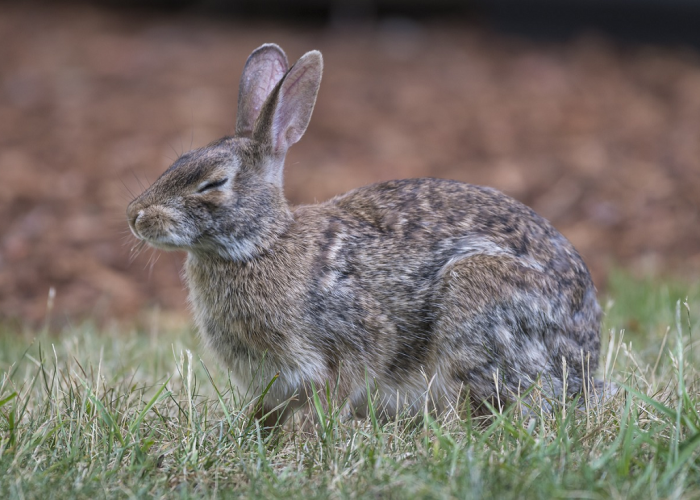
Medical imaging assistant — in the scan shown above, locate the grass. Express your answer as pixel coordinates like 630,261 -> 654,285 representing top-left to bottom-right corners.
1,273 -> 699,499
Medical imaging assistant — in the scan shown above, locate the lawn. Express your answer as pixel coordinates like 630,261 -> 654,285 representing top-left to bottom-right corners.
1,272 -> 699,499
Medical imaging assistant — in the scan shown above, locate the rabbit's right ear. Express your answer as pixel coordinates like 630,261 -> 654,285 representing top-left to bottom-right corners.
253,50 -> 323,159
235,44 -> 289,137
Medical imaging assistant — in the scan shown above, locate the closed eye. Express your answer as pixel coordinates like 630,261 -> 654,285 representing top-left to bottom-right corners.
197,178 -> 228,193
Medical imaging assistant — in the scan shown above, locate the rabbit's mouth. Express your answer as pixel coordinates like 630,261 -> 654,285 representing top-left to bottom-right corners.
128,206 -> 193,250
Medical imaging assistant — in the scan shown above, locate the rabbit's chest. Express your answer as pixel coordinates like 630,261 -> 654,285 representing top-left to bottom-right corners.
197,313 -> 319,396
185,255 -> 324,377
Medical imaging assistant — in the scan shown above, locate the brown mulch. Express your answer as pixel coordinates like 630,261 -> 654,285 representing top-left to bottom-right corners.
1,4 -> 699,324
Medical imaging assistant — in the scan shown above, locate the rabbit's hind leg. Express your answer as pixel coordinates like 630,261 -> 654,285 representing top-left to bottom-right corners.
434,254 -> 571,411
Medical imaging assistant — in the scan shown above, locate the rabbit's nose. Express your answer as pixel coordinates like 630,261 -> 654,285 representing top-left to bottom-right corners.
128,209 -> 144,232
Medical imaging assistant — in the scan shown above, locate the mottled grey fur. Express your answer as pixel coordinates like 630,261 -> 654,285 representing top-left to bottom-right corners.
127,44 -> 602,425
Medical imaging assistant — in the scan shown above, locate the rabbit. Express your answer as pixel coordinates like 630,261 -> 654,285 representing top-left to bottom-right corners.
127,43 -> 603,426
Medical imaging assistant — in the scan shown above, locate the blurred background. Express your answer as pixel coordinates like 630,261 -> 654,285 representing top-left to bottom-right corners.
1,0 -> 700,326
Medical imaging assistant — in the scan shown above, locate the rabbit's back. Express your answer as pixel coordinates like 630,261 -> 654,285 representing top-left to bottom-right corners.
313,178 -> 600,393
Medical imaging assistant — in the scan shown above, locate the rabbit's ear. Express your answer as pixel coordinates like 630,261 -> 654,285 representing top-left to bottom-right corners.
235,44 -> 289,137
254,50 -> 323,158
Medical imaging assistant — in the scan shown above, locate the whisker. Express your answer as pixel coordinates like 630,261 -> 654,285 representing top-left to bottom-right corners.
147,248 -> 161,279
190,91 -> 195,151
121,233 -> 142,247
130,169 -> 146,192
120,177 -> 136,199
118,192 -> 135,204
129,240 -> 147,264
166,140 -> 180,162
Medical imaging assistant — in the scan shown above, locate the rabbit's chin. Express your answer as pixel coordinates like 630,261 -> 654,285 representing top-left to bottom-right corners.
144,240 -> 187,251
137,232 -> 196,252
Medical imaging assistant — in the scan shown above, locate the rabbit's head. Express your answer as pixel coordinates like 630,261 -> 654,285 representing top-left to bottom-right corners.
126,44 -> 323,260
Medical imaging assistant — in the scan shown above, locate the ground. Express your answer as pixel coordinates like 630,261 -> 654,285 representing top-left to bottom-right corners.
1,3 -> 700,324
0,273 -> 699,498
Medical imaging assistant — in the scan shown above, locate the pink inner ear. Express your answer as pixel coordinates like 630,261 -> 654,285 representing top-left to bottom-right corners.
251,56 -> 287,117
271,96 -> 299,155
280,65 -> 310,96
272,93 -> 300,154
269,53 -> 322,156
237,46 -> 288,137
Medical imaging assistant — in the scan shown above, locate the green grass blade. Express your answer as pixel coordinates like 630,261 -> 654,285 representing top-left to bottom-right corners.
660,430 -> 700,485
127,376 -> 171,435
0,392 -> 17,409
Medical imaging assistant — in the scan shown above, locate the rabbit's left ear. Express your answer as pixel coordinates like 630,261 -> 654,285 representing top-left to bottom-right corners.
235,44 -> 289,137
254,50 -> 323,158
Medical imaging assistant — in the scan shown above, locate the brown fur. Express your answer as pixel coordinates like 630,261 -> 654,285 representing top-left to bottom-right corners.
127,44 -> 602,424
